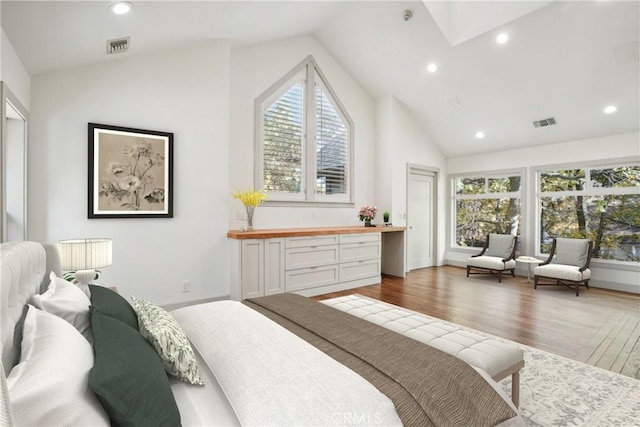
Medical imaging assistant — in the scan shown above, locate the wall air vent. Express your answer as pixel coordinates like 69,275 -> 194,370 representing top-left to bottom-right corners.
532,117 -> 556,128
107,37 -> 130,55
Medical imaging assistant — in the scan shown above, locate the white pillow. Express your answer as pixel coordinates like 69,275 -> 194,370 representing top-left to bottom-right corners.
6,306 -> 109,426
32,271 -> 93,344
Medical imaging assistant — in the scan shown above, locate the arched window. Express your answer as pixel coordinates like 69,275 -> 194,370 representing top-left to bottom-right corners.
255,56 -> 353,204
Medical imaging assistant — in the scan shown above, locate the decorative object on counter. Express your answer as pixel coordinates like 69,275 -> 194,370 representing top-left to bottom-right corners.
383,211 -> 390,223
88,123 -> 173,219
58,238 -> 113,297
232,188 -> 268,231
358,205 -> 377,227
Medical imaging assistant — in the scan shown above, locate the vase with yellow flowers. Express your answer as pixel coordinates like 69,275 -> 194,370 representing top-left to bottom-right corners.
232,188 -> 268,230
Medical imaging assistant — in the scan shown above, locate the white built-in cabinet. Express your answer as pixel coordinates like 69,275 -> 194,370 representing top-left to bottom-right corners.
230,232 -> 382,300
238,238 -> 285,300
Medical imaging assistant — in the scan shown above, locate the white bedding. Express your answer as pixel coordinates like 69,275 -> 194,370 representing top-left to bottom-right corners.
172,300 -> 402,427
169,347 -> 240,426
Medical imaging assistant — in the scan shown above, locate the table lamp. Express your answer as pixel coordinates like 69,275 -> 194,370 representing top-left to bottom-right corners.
58,238 -> 112,296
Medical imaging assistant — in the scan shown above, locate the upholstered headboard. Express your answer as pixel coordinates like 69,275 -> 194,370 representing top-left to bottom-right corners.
0,242 -> 62,374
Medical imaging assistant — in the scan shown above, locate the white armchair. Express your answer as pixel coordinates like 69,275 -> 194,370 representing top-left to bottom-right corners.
466,234 -> 518,283
534,237 -> 593,296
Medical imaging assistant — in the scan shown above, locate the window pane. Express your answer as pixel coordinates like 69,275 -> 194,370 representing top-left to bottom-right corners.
539,194 -> 640,261
455,177 -> 485,195
591,166 -> 640,188
488,176 -> 521,193
315,84 -> 348,195
263,82 -> 304,193
455,198 -> 520,247
540,169 -> 585,192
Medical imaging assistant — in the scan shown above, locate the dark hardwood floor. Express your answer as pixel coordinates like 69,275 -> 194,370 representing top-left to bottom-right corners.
315,266 -> 640,379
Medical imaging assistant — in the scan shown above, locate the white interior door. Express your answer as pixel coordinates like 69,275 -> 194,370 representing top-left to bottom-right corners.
407,167 -> 435,270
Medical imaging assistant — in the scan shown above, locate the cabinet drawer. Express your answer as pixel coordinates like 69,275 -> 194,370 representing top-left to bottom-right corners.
339,259 -> 381,283
285,265 -> 339,292
285,245 -> 339,270
339,242 -> 381,263
286,235 -> 339,248
339,232 -> 380,244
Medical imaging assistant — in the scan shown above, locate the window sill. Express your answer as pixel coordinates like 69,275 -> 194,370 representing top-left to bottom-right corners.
263,200 -> 354,208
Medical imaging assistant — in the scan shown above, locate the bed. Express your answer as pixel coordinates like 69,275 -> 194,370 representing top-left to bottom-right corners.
0,241 -> 523,426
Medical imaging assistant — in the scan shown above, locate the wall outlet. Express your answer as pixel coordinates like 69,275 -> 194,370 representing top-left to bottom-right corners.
181,280 -> 190,293
237,210 -> 246,220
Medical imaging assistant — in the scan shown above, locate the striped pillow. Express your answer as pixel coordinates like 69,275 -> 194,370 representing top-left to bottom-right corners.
131,296 -> 203,385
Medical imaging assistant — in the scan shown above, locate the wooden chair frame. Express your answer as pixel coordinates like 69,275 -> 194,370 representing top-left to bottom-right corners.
466,235 -> 518,283
534,238 -> 593,296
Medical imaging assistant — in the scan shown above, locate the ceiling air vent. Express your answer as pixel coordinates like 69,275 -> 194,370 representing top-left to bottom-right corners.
532,117 -> 556,128
107,37 -> 130,55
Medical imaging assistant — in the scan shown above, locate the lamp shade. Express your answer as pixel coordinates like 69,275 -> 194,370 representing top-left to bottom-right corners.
58,238 -> 112,270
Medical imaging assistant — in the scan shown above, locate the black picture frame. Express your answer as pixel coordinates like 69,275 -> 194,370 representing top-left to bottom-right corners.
88,123 -> 173,218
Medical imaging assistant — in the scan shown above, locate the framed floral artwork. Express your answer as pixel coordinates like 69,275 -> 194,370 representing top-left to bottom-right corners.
88,123 -> 173,218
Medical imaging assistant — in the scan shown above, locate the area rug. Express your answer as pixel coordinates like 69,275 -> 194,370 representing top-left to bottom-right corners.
322,295 -> 640,427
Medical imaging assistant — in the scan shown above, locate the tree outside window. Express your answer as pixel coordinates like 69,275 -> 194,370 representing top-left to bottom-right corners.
538,165 -> 640,262
453,174 -> 521,248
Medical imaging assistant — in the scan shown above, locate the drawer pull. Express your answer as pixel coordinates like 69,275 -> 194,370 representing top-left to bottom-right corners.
359,242 -> 365,245
310,246 -> 318,249
310,266 -> 318,269
359,260 -> 365,263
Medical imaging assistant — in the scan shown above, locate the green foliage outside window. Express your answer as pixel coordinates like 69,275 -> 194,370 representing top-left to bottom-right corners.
454,175 -> 521,247
539,166 -> 640,262
262,83 -> 304,193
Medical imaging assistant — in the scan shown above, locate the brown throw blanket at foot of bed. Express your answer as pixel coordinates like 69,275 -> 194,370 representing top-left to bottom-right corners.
244,293 -> 516,427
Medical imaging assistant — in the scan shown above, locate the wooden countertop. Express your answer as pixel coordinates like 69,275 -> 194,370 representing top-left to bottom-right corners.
227,225 -> 406,239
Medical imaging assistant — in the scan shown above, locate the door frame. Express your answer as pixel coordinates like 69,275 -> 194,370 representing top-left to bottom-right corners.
0,82 -> 30,242
406,163 -> 439,271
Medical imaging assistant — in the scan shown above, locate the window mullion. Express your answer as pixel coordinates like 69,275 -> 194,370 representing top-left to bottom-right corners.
305,65 -> 317,201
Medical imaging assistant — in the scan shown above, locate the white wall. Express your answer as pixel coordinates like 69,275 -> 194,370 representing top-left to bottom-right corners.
29,41 -> 231,305
446,131 -> 640,293
1,29 -> 30,110
229,35 -> 375,229
375,96 -> 448,265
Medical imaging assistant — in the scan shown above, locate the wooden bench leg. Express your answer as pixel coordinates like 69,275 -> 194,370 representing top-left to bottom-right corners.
511,372 -> 520,407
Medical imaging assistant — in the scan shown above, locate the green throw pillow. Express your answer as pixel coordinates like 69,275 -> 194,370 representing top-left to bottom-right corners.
89,285 -> 138,330
89,308 -> 181,427
131,297 -> 204,386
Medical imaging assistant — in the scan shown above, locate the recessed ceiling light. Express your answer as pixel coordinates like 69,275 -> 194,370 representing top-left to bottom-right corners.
496,33 -> 509,44
427,63 -> 438,73
603,105 -> 617,114
475,131 -> 485,139
109,2 -> 133,15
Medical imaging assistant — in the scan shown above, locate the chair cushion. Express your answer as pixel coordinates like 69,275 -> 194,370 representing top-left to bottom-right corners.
486,234 -> 515,259
468,256 -> 516,271
555,238 -> 589,267
534,264 -> 591,281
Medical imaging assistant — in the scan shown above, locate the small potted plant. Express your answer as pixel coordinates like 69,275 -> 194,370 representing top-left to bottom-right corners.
383,211 -> 390,224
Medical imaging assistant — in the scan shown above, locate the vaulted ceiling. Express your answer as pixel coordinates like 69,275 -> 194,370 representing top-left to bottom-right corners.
3,1 -> 638,157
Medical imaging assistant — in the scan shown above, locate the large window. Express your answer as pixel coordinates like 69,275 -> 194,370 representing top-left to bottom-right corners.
537,164 -> 640,262
452,173 -> 521,248
255,56 -> 352,204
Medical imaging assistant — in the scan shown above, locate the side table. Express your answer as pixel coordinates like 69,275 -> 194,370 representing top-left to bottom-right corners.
516,257 -> 543,283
